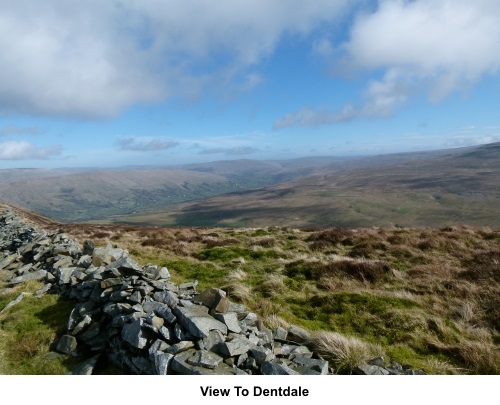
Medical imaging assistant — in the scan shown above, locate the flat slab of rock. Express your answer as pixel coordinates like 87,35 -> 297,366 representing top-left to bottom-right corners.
10,270 -> 47,285
173,306 -> 227,338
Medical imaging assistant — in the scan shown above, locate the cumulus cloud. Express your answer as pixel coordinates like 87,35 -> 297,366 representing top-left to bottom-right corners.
344,0 -> 500,111
198,147 -> 260,156
277,0 -> 500,128
0,140 -> 62,160
0,0 -> 351,118
117,137 -> 179,151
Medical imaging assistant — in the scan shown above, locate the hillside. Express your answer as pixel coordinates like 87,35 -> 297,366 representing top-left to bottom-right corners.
0,145 -> 474,224
126,142 -> 500,228
1,203 -> 498,374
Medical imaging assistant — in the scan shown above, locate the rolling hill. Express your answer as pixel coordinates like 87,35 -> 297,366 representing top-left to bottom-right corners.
120,142 -> 500,228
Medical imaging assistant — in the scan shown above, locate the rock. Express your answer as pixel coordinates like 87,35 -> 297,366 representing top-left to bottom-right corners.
56,335 -> 77,355
173,306 -> 227,338
187,350 -> 224,369
152,352 -> 174,375
261,360 -> 300,375
0,293 -> 24,315
193,288 -> 230,313
153,291 -> 179,308
250,347 -> 275,365
273,326 -> 288,341
10,270 -> 47,285
171,349 -> 235,375
353,364 -> 390,375
368,356 -> 385,367
287,325 -> 310,343
166,341 -> 195,354
72,355 -> 100,375
291,355 -> 329,375
218,337 -> 252,357
0,254 -> 18,270
213,312 -> 242,333
121,319 -> 148,349
82,240 -> 95,256
56,267 -> 75,284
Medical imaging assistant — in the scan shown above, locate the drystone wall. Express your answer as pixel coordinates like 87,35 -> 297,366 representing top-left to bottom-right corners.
0,209 -> 329,375
0,209 -> 425,375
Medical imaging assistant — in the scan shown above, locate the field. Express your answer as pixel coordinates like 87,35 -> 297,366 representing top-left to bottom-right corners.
2,207 -> 498,374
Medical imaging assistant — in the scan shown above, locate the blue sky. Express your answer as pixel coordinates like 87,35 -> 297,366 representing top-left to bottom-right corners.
0,0 -> 499,169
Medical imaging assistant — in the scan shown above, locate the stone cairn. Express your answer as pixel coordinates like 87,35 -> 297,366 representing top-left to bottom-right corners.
0,209 -> 330,375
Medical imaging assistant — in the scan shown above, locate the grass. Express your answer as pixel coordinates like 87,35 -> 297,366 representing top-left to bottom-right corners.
0,281 -> 77,374
2,207 -> 499,374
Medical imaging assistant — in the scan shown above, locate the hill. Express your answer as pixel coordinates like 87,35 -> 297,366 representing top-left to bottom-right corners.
125,142 -> 500,228
0,145 -> 475,224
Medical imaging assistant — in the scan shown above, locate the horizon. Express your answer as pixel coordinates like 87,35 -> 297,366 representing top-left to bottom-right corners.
1,1 -> 499,169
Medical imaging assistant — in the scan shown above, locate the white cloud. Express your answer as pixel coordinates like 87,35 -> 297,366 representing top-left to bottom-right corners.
0,0 -> 352,118
344,0 -> 500,107
276,0 -> 500,128
117,137 -> 179,151
0,140 -> 62,160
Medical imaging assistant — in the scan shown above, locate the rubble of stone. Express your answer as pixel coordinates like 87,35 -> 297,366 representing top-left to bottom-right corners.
0,209 -> 329,375
0,209 -> 426,375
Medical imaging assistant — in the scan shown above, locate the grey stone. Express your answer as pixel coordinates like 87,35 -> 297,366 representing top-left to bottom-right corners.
57,267 -> 75,284
35,283 -> 52,296
72,315 -> 92,335
77,255 -> 92,269
218,338 -> 252,357
261,360 -> 300,375
56,335 -> 77,355
153,290 -> 179,308
0,293 -> 24,315
10,269 -> 47,285
251,346 -> 275,365
287,325 -> 310,343
166,340 -> 195,354
171,349 -> 235,375
82,240 -> 95,256
159,326 -> 173,342
201,330 -> 225,352
152,352 -> 174,375
72,354 -> 100,375
273,326 -> 288,341
193,287 -> 229,312
187,350 -> 224,369
213,312 -> 241,333
368,356 -> 385,367
353,364 -> 390,375
173,306 -> 227,338
121,319 -> 148,349
0,254 -> 18,270
78,322 -> 101,341
291,355 -> 329,375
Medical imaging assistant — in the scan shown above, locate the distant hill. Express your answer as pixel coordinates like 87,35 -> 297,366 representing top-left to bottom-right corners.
121,142 -> 500,228
0,143 -> 494,225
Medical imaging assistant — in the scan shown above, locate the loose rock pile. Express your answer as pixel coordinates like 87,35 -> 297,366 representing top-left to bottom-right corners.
0,209 -> 329,375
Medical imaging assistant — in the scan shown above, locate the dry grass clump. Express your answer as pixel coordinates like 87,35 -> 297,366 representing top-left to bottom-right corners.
221,282 -> 251,303
263,314 -> 290,330
427,339 -> 500,374
308,331 -> 385,373
259,274 -> 285,297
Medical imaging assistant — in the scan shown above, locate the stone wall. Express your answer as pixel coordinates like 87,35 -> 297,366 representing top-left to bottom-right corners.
0,209 -> 329,375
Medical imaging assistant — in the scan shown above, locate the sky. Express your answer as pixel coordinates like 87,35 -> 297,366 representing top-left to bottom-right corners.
0,0 -> 499,169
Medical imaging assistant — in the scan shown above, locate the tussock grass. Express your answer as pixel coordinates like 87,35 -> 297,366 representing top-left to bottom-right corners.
308,331 -> 385,374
